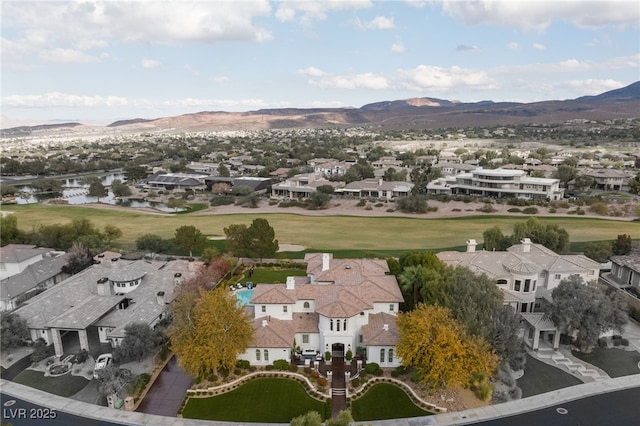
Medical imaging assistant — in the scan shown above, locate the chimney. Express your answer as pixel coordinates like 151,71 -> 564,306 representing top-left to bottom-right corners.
383,324 -> 389,331
521,238 -> 531,253
286,276 -> 295,290
174,272 -> 183,286
378,177 -> 384,186
262,319 -> 268,327
322,253 -> 331,271
466,239 -> 477,253
110,257 -> 119,268
96,277 -> 112,296
156,291 -> 165,305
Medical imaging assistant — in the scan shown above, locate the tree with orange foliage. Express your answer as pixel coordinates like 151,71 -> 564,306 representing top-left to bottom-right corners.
396,304 -> 497,390
168,285 -> 254,380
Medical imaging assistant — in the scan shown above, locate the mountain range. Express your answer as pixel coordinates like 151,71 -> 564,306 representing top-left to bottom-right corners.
3,81 -> 639,136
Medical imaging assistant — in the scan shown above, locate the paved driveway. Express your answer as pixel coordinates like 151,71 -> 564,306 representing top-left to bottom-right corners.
136,356 -> 193,417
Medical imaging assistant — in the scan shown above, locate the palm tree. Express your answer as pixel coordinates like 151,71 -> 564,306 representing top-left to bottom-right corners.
398,265 -> 429,309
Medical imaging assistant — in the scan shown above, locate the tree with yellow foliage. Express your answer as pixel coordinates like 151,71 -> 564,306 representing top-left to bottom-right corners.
396,304 -> 497,390
168,286 -> 254,379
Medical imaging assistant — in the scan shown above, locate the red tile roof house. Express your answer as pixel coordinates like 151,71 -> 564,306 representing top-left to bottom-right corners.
238,253 -> 404,367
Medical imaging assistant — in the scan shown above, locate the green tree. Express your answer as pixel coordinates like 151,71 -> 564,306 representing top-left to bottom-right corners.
1,314 -> 29,348
584,241 -> 613,263
307,192 -> 331,209
396,194 -> 428,213
96,365 -> 133,400
111,179 -> 132,197
174,225 -> 207,257
103,224 -> 123,248
546,275 -> 627,352
224,223 -> 252,257
325,410 -> 353,426
200,247 -> 221,265
491,306 -> 526,371
426,266 -> 503,340
167,197 -> 187,212
124,165 -> 149,181
168,286 -> 254,379
62,242 -> 94,275
316,184 -> 335,195
553,164 -> 577,187
87,176 -> 108,201
0,214 -> 23,246
611,234 -> 632,255
114,322 -> 162,363
291,410 -> 323,426
483,226 -> 512,251
248,218 -> 279,260
218,163 -> 231,177
396,305 -> 497,390
511,217 -> 570,253
136,234 -> 172,253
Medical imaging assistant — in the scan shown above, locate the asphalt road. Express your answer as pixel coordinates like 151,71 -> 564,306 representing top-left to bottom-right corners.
1,394 -> 121,426
472,386 -> 640,426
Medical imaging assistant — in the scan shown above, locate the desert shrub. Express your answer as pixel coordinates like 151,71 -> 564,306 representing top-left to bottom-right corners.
409,370 -> 420,382
351,377 -> 361,387
311,370 -> 319,378
427,206 -> 438,212
597,338 -> 608,348
629,307 -> 640,322
74,349 -> 89,364
508,386 -> 522,400
317,377 -> 327,387
621,338 -> 629,346
207,373 -> 218,382
373,368 -> 384,376
233,368 -> 242,376
470,373 -> 492,402
548,207 -> 557,213
30,339 -> 50,363
375,203 -> 384,207
219,367 -> 230,378
476,203 -> 494,213
452,208 -> 461,212
386,208 -> 396,213
209,195 -> 235,206
365,205 -> 372,210
288,363 -> 298,372
507,207 -> 521,213
522,207 -> 539,214
613,339 -> 621,346
159,344 -> 170,362
589,202 -> 609,215
356,199 -> 366,207
391,370 -> 400,378
576,207 -> 585,215
303,367 -> 312,375
265,365 -> 274,371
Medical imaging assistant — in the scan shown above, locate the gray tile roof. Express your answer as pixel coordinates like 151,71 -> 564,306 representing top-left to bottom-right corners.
0,244 -> 49,264
13,256 -> 203,331
0,253 -> 69,300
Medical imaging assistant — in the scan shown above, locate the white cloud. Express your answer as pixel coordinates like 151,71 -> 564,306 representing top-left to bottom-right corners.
565,79 -> 625,94
212,76 -> 230,84
275,1 -> 372,23
141,59 -> 162,69
440,1 -> 640,31
302,65 -> 497,92
456,44 -> 480,52
2,92 -> 128,108
532,43 -> 546,51
298,66 -> 327,77
41,48 -> 101,64
365,16 -> 395,29
183,64 -> 200,76
507,42 -> 520,50
391,43 -> 406,54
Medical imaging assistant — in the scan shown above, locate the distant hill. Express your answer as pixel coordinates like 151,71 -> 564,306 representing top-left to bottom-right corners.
3,81 -> 639,136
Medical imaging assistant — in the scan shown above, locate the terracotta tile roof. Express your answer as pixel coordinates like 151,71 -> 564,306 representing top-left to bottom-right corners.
292,312 -> 319,333
253,316 -> 295,348
362,312 -> 400,346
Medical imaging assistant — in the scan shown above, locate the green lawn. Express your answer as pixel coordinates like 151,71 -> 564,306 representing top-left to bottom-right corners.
351,383 -> 432,421
516,355 -> 583,397
13,369 -> 90,397
5,204 -> 636,252
238,268 -> 307,285
572,348 -> 640,378
181,378 -> 328,422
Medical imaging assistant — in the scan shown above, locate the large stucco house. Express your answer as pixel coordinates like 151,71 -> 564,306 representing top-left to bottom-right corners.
11,253 -> 203,357
238,253 -> 404,367
427,167 -> 564,200
437,238 -> 601,350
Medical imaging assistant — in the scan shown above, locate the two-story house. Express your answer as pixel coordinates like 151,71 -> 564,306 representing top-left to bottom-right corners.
239,253 -> 404,367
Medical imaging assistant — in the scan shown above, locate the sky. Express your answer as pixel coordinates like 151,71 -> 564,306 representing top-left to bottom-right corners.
1,0 -> 639,125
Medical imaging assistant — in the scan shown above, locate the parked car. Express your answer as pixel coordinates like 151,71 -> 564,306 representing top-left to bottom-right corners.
93,353 -> 113,379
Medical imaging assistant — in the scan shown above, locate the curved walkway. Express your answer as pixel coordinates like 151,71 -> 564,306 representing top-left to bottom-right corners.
2,374 -> 638,425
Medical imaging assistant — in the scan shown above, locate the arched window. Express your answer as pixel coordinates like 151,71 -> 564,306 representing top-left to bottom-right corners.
336,320 -> 340,332
343,319 -> 347,330
380,348 -> 385,363
330,319 -> 333,331
264,350 -> 269,361
256,350 -> 261,361
388,349 -> 394,363
496,279 -> 508,285
303,301 -> 310,309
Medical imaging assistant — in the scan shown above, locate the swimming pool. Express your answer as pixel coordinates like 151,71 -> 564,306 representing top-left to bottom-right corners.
236,289 -> 254,306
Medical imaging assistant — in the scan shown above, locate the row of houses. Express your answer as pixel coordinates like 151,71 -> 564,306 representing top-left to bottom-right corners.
7,235 -> 637,367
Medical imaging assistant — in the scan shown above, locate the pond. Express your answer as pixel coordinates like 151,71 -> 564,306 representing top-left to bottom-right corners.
13,173 -> 183,212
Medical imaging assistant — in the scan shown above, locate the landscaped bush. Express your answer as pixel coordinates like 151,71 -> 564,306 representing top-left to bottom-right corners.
129,373 -> 151,397
236,359 -> 250,369
476,203 -> 494,213
233,369 -> 242,376
522,207 -> 539,214
597,338 -> 608,348
507,207 -> 521,213
288,364 -> 298,372
548,207 -> 557,213
317,377 -> 327,387
621,338 -> 629,346
273,359 -> 289,371
30,339 -> 50,363
373,369 -> 384,376
74,349 -> 89,364
210,195 -> 235,206
350,377 -> 360,387
356,199 -> 366,207
265,365 -> 274,371
613,339 -> 622,346
364,363 -> 379,374
409,370 -> 420,382
303,367 -> 312,375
